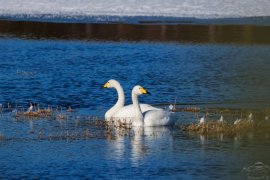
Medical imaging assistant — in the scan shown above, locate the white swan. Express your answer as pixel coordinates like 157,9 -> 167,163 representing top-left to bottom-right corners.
102,79 -> 158,121
114,85 -> 172,127
103,79 -> 125,120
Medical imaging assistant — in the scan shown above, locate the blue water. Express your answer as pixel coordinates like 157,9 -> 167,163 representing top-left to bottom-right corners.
1,37 -> 270,179
1,39 -> 270,113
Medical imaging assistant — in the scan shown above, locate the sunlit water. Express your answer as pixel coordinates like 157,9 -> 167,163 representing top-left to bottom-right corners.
0,21 -> 270,179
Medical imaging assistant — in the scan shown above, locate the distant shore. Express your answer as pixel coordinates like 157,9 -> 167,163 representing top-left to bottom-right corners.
1,18 -> 270,44
1,15 -> 270,25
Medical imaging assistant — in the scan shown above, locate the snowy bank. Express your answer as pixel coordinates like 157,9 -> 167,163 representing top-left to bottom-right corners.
0,0 -> 270,19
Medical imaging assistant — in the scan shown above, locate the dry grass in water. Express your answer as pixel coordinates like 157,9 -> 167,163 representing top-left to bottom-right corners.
180,120 -> 270,136
48,129 -> 94,141
46,122 -> 133,141
171,105 -> 270,116
14,105 -> 73,120
172,107 -> 200,113
15,108 -> 52,119
174,105 -> 270,136
72,117 -> 134,139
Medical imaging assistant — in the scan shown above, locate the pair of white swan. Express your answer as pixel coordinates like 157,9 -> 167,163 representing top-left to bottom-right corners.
103,79 -> 172,127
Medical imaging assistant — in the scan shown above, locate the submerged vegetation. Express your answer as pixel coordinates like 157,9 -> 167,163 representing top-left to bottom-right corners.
0,102 -> 269,142
0,102 -> 137,141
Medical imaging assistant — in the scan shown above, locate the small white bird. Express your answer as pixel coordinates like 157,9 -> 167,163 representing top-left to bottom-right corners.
265,115 -> 269,121
234,118 -> 242,125
247,113 -> 254,123
199,115 -> 206,124
169,104 -> 174,111
219,115 -> 224,123
248,113 -> 253,120
26,103 -> 33,113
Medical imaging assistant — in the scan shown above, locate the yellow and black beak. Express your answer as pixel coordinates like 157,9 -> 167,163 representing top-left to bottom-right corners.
102,82 -> 109,89
140,87 -> 151,94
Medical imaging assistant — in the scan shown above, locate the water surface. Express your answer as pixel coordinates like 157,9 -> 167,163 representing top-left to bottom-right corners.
0,20 -> 270,179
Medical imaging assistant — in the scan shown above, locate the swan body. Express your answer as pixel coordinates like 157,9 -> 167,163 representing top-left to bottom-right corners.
127,85 -> 172,127
103,79 -> 157,121
113,103 -> 160,118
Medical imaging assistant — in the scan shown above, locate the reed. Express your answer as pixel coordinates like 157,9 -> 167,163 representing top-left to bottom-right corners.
16,108 -> 52,118
180,120 -> 270,136
172,106 -> 200,113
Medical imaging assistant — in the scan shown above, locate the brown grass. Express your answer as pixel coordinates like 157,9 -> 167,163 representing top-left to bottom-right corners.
172,107 -> 200,113
16,108 -> 52,118
180,120 -> 270,136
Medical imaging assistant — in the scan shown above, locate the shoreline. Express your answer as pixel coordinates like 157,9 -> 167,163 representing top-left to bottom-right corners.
1,15 -> 270,26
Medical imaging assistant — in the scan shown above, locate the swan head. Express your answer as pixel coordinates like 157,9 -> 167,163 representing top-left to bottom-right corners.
102,79 -> 120,89
132,85 -> 150,96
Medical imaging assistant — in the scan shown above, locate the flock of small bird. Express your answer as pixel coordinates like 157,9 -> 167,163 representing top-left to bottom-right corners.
0,102 -> 76,121
197,112 -> 270,125
169,103 -> 270,126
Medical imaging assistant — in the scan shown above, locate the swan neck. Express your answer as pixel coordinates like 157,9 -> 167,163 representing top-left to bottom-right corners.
105,82 -> 125,119
132,93 -> 143,126
115,83 -> 125,107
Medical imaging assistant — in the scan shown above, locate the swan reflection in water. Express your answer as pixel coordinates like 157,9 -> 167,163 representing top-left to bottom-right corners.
105,126 -> 174,165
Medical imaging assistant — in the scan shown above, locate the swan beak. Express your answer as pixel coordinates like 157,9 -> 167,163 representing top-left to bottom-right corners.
140,87 -> 151,94
102,82 -> 109,89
